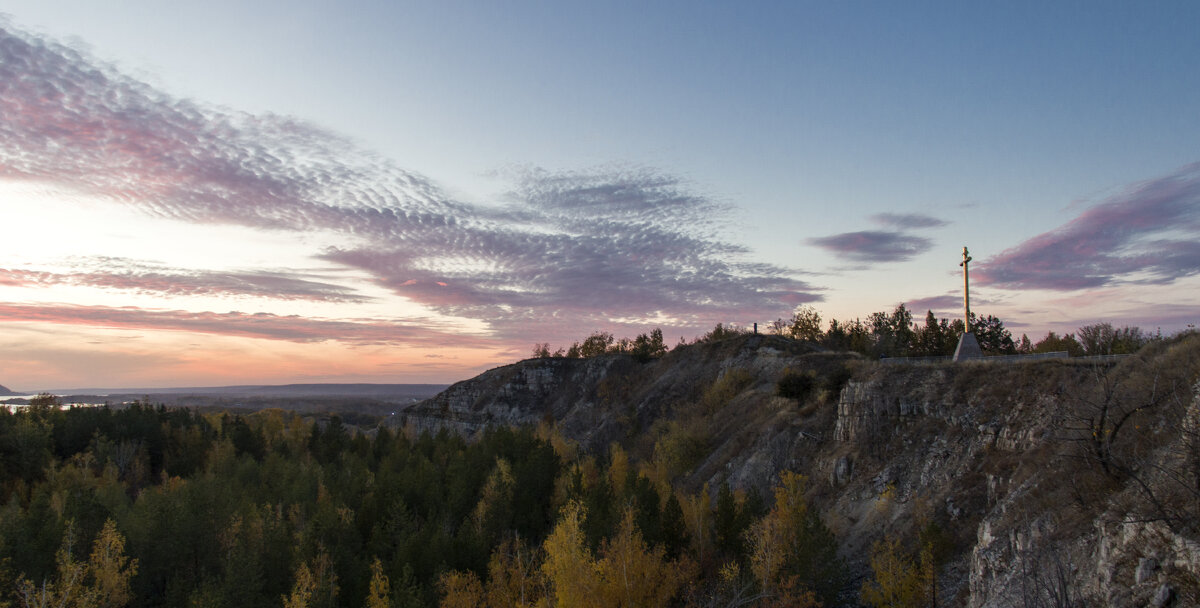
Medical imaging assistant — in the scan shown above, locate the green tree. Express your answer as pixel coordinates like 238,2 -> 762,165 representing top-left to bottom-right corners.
1015,334 -> 1033,354
971,314 -> 1016,354
868,305 -> 916,357
713,483 -> 743,560
699,323 -> 746,343
1076,322 -> 1149,355
578,332 -> 615,358
787,306 -> 823,342
1032,331 -> 1084,356
629,329 -> 667,361
913,310 -> 959,357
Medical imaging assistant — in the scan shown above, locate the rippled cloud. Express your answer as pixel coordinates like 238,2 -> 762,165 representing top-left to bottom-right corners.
975,163 -> 1200,290
0,23 -> 820,342
0,302 -> 484,346
0,258 -> 368,302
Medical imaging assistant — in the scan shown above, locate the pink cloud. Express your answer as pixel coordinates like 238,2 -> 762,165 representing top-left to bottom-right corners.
904,294 -> 961,315
975,163 -> 1200,291
0,261 -> 369,302
0,302 -> 488,347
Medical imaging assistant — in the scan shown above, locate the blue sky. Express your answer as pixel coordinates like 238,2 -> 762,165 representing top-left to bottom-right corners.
1,2 -> 1198,387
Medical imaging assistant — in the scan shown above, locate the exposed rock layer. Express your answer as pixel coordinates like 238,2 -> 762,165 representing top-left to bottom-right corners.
396,333 -> 1200,606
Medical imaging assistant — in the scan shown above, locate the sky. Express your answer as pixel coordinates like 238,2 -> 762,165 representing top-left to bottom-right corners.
1,2 -> 1198,389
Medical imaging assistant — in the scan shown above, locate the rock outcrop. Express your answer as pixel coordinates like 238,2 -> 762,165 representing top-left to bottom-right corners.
395,333 -> 1200,606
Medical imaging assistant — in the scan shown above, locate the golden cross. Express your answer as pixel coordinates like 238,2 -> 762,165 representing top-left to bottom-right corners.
959,246 -> 972,328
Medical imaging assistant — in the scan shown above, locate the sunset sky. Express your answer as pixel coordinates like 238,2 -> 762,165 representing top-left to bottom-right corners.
2,2 -> 1199,390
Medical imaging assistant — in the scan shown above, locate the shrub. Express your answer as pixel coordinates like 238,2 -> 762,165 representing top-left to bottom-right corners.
821,364 -> 854,396
702,369 -> 754,412
776,370 -> 816,401
653,420 -> 711,478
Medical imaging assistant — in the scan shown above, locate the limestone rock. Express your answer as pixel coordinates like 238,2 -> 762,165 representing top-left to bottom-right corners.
1153,583 -> 1174,607
1136,557 -> 1158,584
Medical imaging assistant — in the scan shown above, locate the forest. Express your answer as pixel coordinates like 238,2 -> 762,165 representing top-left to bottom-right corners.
0,397 -> 889,608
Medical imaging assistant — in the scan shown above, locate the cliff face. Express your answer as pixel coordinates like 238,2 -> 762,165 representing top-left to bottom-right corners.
396,333 -> 1200,606
399,334 -> 842,454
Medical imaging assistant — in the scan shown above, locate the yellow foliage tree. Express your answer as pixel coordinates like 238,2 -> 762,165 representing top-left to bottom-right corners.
283,551 -> 337,608
756,575 -> 822,608
282,563 -> 315,608
438,571 -> 484,608
87,520 -> 138,608
746,512 -> 785,592
538,501 -> 696,608
606,444 -> 629,502
484,537 -> 547,608
471,458 -> 515,535
679,485 -> 712,562
17,525 -> 88,608
860,537 -> 929,608
746,472 -> 843,606
17,519 -> 138,608
594,509 -> 695,608
535,422 -> 578,464
540,501 -> 599,608
365,558 -> 391,608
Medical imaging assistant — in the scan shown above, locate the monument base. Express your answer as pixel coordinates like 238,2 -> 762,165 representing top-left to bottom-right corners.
954,332 -> 984,361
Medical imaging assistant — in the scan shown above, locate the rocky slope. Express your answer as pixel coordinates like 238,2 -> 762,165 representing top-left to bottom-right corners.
396,333 -> 1200,606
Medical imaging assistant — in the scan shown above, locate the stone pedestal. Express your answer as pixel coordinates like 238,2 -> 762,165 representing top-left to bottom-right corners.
954,332 -> 983,361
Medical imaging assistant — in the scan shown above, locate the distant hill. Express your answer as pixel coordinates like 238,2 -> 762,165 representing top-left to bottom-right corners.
44,383 -> 447,400
126,383 -> 448,400
0,384 -> 15,396
15,383 -> 450,413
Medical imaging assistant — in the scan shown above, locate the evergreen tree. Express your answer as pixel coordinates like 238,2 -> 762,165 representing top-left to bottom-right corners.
971,314 -> 1016,354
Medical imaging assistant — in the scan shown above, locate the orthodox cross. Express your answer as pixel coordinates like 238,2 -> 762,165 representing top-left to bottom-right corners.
959,246 -> 972,328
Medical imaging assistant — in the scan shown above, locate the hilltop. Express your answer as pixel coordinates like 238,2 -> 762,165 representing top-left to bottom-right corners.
398,332 -> 1200,606
0,384 -> 16,396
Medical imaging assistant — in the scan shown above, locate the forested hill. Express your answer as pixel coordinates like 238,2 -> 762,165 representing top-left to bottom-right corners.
0,383 -> 15,396
399,331 -> 1200,606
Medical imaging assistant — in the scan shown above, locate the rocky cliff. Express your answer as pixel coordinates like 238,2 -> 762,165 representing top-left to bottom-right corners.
396,333 -> 1200,606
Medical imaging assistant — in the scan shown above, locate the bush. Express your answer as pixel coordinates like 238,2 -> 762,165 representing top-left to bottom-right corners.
821,365 -> 854,396
777,370 -> 816,401
702,369 -> 754,412
654,420 -> 711,478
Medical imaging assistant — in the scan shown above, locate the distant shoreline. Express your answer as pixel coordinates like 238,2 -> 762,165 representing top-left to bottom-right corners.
0,383 -> 449,409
